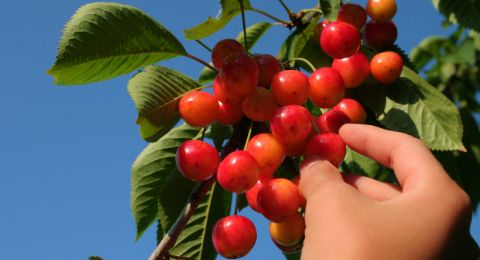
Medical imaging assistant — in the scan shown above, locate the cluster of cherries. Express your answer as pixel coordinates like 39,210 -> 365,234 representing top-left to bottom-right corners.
175,0 -> 402,258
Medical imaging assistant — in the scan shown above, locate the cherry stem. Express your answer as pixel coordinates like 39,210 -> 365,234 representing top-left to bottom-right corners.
233,193 -> 240,215
167,254 -> 196,260
285,57 -> 316,72
186,53 -> 218,73
195,40 -> 212,52
238,0 -> 249,51
243,121 -> 254,150
251,8 -> 292,27
278,0 -> 295,18
200,128 -> 206,141
311,117 -> 320,134
301,8 -> 323,15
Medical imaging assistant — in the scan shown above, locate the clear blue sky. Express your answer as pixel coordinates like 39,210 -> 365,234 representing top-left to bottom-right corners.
0,1 -> 478,259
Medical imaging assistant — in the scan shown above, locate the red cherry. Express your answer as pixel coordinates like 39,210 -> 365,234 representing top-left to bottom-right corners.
270,105 -> 313,144
316,110 -> 351,134
364,20 -> 397,49
271,70 -> 310,106
254,54 -> 282,88
370,51 -> 404,84
304,133 -> 346,168
320,21 -> 361,58
212,215 -> 257,259
332,51 -> 370,88
218,101 -> 243,125
283,139 -> 308,157
212,39 -> 245,68
257,178 -> 302,222
178,91 -> 219,127
246,180 -> 265,213
217,151 -> 260,193
220,53 -> 259,96
333,98 -> 367,124
337,4 -> 368,30
309,68 -> 345,108
246,133 -> 285,180
241,87 -> 278,122
176,140 -> 219,181
213,75 -> 244,106
313,19 -> 329,45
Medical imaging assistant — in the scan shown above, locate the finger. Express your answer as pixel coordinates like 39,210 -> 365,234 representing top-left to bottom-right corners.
342,173 -> 401,201
339,124 -> 449,191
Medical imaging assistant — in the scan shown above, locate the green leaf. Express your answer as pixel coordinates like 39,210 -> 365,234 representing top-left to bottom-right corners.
205,122 -> 233,150
441,38 -> 476,65
358,66 -> 464,151
169,182 -> 232,259
343,148 -> 396,183
279,16 -> 320,67
128,66 -> 201,142
432,0 -> 480,31
48,3 -> 186,85
88,257 -> 103,260
131,124 -> 202,240
236,22 -> 273,50
184,0 -> 252,40
410,36 -> 447,70
297,34 -> 331,71
198,64 -> 218,85
319,0 -> 341,21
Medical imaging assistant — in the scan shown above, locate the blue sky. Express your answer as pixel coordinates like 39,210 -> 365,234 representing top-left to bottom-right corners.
0,1 -> 478,259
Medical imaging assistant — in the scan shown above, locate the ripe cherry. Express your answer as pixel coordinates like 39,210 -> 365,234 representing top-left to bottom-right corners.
254,54 -> 282,88
257,178 -> 302,222
270,105 -> 313,144
337,4 -> 367,30
246,133 -> 286,180
271,70 -> 309,106
316,110 -> 351,134
217,151 -> 260,193
176,140 -> 219,181
364,20 -> 397,49
241,87 -> 278,122
211,39 -> 245,68
320,21 -> 361,58
332,51 -> 370,88
283,139 -> 308,157
304,133 -> 347,168
217,101 -> 243,125
366,0 -> 397,23
212,215 -> 257,259
178,91 -> 219,127
309,68 -> 345,108
246,180 -> 268,213
269,213 -> 305,246
220,53 -> 259,96
291,176 -> 306,208
333,98 -> 367,124
313,19 -> 329,45
213,75 -> 243,106
370,51 -> 404,84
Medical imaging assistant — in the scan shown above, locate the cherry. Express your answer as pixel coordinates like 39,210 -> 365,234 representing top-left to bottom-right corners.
220,53 -> 259,96
269,213 -> 305,246
364,20 -> 397,49
337,4 -> 368,30
213,75 -> 244,106
304,133 -> 346,168
283,139 -> 308,157
313,19 -> 329,45
246,180 -> 266,213
212,215 -> 257,259
309,67 -> 345,108
241,87 -> 278,122
370,51 -> 404,84
320,21 -> 361,58
211,39 -> 245,68
254,54 -> 282,88
246,133 -> 286,180
272,240 -> 303,254
291,176 -> 306,208
217,151 -> 260,193
366,0 -> 397,23
270,105 -> 313,144
316,110 -> 351,134
333,98 -> 367,124
176,140 -> 219,182
332,51 -> 370,88
271,70 -> 309,106
178,91 -> 219,127
257,178 -> 302,222
217,100 -> 243,125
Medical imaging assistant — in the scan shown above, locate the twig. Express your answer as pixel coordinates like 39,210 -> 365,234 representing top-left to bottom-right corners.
185,53 -> 218,72
195,40 -> 212,53
238,0 -> 249,51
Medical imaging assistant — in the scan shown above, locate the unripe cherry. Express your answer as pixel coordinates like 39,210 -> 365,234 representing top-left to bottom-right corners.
271,70 -> 310,105
316,110 -> 351,134
179,91 -> 219,127
332,51 -> 370,88
366,0 -> 397,23
270,105 -> 313,144
246,133 -> 286,180
269,213 -> 305,246
242,87 -> 278,122
309,68 -> 345,108
257,178 -> 302,222
212,39 -> 245,68
218,101 -> 243,125
217,151 -> 260,193
364,20 -> 397,49
220,53 -> 259,96
320,21 -> 361,58
212,215 -> 257,259
337,4 -> 368,30
176,140 -> 220,181
333,98 -> 367,124
254,54 -> 282,88
304,133 -> 346,168
213,75 -> 244,106
370,51 -> 404,84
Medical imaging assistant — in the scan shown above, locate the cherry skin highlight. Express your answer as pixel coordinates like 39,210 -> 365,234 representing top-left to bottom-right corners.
217,100 -> 243,125
364,20 -> 398,49
270,105 -> 313,144
211,39 -> 245,68
333,98 -> 367,124
269,213 -> 306,246
337,3 -> 367,30
366,0 -> 397,23
309,67 -> 345,108
320,21 -> 361,58
254,54 -> 282,88
370,51 -> 404,84
213,75 -> 244,106
178,91 -> 219,127
241,87 -> 278,122
304,133 -> 347,168
220,53 -> 259,96
212,215 -> 257,259
316,110 -> 351,134
216,151 -> 260,193
257,178 -> 302,222
271,70 -> 310,106
176,140 -> 220,182
246,133 -> 286,180
332,51 -> 370,88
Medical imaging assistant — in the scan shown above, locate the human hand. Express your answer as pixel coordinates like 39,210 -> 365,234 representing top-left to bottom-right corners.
299,124 -> 479,259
